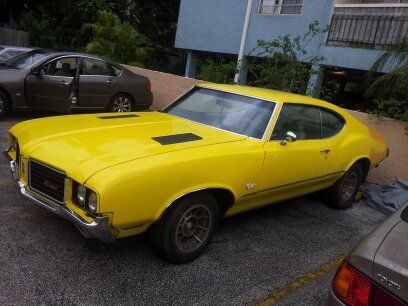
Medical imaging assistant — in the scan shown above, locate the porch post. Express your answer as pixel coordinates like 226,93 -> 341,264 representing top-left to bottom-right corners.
307,64 -> 324,97
185,51 -> 198,78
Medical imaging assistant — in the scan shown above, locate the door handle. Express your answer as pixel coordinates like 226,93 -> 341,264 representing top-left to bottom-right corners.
106,79 -> 115,85
59,80 -> 69,87
320,149 -> 331,154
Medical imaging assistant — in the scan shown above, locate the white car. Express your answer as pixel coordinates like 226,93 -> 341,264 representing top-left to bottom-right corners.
0,46 -> 32,63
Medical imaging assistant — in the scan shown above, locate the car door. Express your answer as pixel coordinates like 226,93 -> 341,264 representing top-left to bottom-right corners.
25,56 -> 79,112
320,108 -> 347,175
77,57 -> 119,108
258,103 -> 331,203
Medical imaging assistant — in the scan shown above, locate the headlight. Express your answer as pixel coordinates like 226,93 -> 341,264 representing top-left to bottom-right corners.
77,185 -> 87,206
87,191 -> 98,213
72,182 -> 98,213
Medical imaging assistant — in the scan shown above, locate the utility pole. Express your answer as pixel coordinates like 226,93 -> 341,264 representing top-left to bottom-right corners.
234,0 -> 253,84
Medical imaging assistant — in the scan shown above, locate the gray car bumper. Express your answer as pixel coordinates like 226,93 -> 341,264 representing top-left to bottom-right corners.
3,150 -> 116,243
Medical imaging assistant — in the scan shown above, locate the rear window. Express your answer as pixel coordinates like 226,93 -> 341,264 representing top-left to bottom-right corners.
321,109 -> 345,138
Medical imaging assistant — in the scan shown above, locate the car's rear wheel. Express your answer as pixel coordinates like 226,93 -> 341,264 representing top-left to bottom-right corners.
0,91 -> 10,118
109,94 -> 135,112
324,163 -> 363,209
150,192 -> 219,264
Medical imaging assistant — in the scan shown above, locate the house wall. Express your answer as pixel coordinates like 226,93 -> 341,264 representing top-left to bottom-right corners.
175,0 -> 387,72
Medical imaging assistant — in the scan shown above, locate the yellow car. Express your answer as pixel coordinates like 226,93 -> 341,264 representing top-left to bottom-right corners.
4,83 -> 388,263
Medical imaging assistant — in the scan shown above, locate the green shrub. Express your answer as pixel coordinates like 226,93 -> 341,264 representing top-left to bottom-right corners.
196,59 -> 236,84
370,98 -> 408,121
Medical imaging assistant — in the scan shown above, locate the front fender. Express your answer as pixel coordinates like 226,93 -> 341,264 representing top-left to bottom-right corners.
85,140 -> 264,237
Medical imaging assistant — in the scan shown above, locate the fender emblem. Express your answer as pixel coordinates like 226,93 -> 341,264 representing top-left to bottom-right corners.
246,183 -> 256,190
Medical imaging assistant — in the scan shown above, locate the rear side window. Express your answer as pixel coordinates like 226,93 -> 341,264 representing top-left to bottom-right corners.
81,58 -> 119,76
321,109 -> 345,138
271,104 -> 321,140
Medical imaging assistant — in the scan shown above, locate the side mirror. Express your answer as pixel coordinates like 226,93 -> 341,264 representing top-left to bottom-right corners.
280,131 -> 297,146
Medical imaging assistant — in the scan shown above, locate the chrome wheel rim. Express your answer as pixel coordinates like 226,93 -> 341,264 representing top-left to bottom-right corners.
0,96 -> 4,113
341,172 -> 358,202
175,204 -> 212,253
112,96 -> 132,112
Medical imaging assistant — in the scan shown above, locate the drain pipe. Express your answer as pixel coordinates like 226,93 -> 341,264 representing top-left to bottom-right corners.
234,0 -> 253,84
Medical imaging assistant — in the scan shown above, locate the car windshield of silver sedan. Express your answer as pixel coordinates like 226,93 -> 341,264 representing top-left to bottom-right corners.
165,88 -> 275,139
0,51 -> 47,69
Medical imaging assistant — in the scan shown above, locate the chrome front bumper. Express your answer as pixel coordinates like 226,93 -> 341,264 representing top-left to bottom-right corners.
3,150 -> 116,243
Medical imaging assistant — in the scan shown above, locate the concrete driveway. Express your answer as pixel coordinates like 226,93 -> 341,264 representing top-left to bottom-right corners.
0,114 -> 387,305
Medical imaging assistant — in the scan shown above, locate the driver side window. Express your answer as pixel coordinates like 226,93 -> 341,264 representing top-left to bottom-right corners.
271,104 -> 321,141
41,57 -> 79,77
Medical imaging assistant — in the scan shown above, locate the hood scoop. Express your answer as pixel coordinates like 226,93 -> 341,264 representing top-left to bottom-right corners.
152,133 -> 203,145
98,114 -> 139,119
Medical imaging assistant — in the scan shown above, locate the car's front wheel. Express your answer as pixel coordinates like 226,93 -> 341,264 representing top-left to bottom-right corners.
109,94 -> 135,112
0,91 -> 10,118
150,192 -> 219,264
324,163 -> 363,209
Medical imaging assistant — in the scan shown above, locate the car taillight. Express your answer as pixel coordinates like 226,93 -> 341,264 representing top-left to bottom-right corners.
333,261 -> 371,306
372,284 -> 405,306
332,262 -> 405,306
147,80 -> 152,92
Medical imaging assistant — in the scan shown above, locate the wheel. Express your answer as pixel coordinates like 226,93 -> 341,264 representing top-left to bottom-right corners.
109,94 -> 135,112
0,91 -> 10,118
150,192 -> 219,264
324,163 -> 363,209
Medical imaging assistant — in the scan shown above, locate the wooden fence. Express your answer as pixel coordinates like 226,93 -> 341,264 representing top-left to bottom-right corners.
0,27 -> 29,47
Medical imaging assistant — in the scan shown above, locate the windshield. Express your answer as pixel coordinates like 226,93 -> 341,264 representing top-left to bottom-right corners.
165,88 -> 275,139
0,50 -> 47,69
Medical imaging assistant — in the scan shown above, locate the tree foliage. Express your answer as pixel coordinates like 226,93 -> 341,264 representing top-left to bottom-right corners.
366,39 -> 408,100
247,21 -> 326,94
84,11 -> 152,67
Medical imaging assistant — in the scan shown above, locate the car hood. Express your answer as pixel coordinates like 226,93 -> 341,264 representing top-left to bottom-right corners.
11,111 -> 246,183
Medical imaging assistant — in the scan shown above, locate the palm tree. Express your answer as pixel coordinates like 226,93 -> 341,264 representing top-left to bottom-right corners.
365,39 -> 408,99
84,11 -> 152,67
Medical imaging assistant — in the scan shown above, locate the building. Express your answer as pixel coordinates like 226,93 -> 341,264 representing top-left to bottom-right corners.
175,0 -> 408,101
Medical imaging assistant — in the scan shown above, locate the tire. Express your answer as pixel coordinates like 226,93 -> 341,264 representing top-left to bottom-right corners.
150,192 -> 219,264
108,94 -> 135,112
324,163 -> 363,209
0,91 -> 10,118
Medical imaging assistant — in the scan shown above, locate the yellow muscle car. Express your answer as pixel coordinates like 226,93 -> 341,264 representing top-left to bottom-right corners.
4,84 -> 388,263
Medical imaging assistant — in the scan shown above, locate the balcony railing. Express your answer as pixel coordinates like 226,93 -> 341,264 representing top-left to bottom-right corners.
327,4 -> 408,50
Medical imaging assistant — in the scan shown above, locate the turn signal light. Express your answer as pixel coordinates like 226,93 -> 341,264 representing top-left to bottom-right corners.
332,261 -> 405,306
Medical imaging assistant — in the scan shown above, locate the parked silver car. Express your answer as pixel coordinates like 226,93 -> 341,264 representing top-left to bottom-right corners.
328,200 -> 408,305
0,45 -> 32,63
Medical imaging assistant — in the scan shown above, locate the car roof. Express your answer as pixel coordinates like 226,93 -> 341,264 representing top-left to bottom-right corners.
197,83 -> 340,110
0,46 -> 33,50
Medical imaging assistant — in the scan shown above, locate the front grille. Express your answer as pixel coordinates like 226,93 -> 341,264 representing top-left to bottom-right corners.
29,160 -> 66,203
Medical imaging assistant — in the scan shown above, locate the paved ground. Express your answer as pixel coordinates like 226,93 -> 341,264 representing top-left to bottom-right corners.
0,114 -> 388,305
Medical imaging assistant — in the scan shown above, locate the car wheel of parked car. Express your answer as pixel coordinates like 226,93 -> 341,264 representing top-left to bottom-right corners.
109,94 -> 135,112
150,192 -> 219,264
0,91 -> 10,118
324,163 -> 363,209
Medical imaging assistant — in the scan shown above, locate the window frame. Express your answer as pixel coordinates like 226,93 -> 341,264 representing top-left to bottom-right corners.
38,55 -> 81,78
258,0 -> 304,16
269,102 -> 346,142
